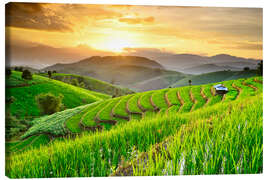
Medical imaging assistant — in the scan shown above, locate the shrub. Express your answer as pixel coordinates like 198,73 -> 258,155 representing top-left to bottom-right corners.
14,67 -> 23,72
48,71 -> 52,78
21,70 -> 32,80
71,78 -> 79,86
243,67 -> 250,71
6,68 -> 12,77
36,93 -> 63,115
257,61 -> 263,76
79,82 -> 85,88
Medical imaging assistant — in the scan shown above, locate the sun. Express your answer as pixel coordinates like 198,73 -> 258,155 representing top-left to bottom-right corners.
104,38 -> 133,53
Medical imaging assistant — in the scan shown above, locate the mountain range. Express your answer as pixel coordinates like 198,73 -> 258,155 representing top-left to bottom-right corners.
155,54 -> 261,74
43,56 -> 187,91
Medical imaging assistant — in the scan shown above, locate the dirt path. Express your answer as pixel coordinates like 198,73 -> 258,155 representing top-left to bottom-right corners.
200,87 -> 209,105
125,96 -> 143,116
137,96 -> 148,112
222,94 -> 226,101
177,91 -> 185,112
210,86 -> 216,96
254,79 -> 263,84
189,89 -> 197,112
232,83 -> 242,99
242,81 -> 257,91
111,100 -> 130,121
79,109 -> 102,132
64,107 -> 87,132
164,91 -> 172,107
150,94 -> 160,111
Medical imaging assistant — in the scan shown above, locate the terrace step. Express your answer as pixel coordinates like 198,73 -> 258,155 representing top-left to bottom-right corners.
111,98 -> 130,121
138,92 -> 157,112
126,94 -> 143,115
254,79 -> 263,84
200,87 -> 209,105
189,89 -> 197,112
232,82 -> 242,99
242,81 -> 257,91
164,91 -> 172,107
150,94 -> 160,111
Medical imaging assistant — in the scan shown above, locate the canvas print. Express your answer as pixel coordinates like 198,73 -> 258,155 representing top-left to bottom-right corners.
5,2 -> 263,178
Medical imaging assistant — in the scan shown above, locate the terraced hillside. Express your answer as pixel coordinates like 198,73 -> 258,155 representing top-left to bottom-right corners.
6,71 -> 110,120
14,76 -> 262,149
40,73 -> 134,96
6,76 -> 263,177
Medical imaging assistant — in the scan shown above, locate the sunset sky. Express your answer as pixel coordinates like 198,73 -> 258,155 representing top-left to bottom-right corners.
5,2 -> 262,67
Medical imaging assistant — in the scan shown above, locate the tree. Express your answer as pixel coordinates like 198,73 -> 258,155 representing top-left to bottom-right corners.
111,78 -> 115,85
257,61 -> 263,76
48,71 -> 52,78
188,80 -> 192,86
243,67 -> 250,71
36,93 -> 63,115
14,67 -> 23,72
21,69 -> 32,80
6,68 -> 12,77
79,82 -> 85,88
71,78 -> 79,86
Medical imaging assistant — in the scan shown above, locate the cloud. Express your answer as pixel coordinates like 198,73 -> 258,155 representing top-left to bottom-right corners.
6,2 -> 73,32
119,16 -> 155,25
123,47 -> 175,59
223,42 -> 262,51
6,40 -> 116,68
59,4 -> 123,21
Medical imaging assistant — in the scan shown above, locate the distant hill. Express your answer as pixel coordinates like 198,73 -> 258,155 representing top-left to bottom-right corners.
182,63 -> 242,75
171,70 -> 257,87
127,71 -> 188,92
41,73 -> 135,96
43,56 -> 188,91
155,53 -> 261,74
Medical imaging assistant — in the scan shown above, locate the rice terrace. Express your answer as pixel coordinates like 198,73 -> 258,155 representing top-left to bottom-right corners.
5,2 -> 263,178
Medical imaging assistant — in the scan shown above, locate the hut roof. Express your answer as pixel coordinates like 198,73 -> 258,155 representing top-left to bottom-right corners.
213,84 -> 228,91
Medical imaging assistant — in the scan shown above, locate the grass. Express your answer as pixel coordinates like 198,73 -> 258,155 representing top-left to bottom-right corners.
166,105 -> 180,114
233,79 -> 256,98
171,70 -> 257,88
65,103 -> 96,133
6,71 -> 110,119
21,105 -> 87,139
127,93 -> 143,114
131,95 -> 262,175
6,134 -> 50,154
11,76 -> 262,158
113,94 -> 133,117
42,73 -> 134,96
244,77 -> 263,93
222,80 -> 239,102
5,92 -> 262,177
6,71 -> 46,87
166,88 -> 182,105
97,98 -> 124,122
151,89 -> 169,109
19,76 -> 263,140
190,86 -> 206,110
139,91 -> 156,111
82,101 -> 108,126
178,87 -> 193,113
